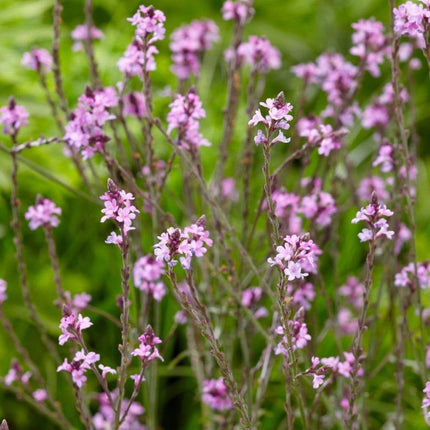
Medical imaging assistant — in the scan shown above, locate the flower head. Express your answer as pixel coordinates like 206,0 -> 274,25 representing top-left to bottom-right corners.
25,196 -> 61,230
22,49 -> 53,72
0,97 -> 29,137
202,378 -> 233,411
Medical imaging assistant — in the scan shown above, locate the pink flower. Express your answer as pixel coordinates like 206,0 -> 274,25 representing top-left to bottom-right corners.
71,24 -> 104,51
274,321 -> 311,354
167,88 -> 210,150
133,255 -> 166,301
98,364 -> 117,379
221,0 -> 254,24
351,194 -> 394,242
154,216 -> 213,269
22,49 -> 53,72
57,350 -> 100,388
100,179 -> 139,241
32,389 -> 48,403
395,261 -> 430,290
202,378 -> 233,411
0,97 -> 29,136
170,20 -> 219,80
131,325 -> 163,364
58,311 -> 93,346
25,196 -> 61,230
268,234 -> 322,280
236,36 -> 281,73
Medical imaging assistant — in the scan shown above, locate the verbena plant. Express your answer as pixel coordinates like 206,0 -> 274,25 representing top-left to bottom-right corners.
0,0 -> 430,428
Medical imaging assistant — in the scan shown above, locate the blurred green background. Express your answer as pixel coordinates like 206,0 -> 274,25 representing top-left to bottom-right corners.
1,0 -> 430,428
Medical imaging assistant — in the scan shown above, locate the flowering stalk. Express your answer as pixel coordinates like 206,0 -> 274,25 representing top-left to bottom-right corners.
83,0 -> 101,88
348,195 -> 394,425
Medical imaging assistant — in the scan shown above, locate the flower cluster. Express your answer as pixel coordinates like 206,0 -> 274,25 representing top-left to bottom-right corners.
71,24 -> 104,51
268,234 -> 322,281
292,53 -> 359,125
232,35 -> 281,73
202,378 -> 233,411
298,118 -> 346,156
357,176 -> 389,202
350,18 -> 389,77
25,196 -> 62,230
395,261 -> 430,290
362,83 -> 408,134
58,310 -> 93,346
133,255 -> 166,301
118,5 -> 166,76
0,279 -> 8,306
299,178 -> 337,227
21,48 -> 53,72
65,86 -> 118,159
93,391 -> 145,430
221,0 -> 254,24
57,350 -> 100,388
373,142 -> 394,172
274,320 -> 311,354
170,20 -> 219,80
100,179 -> 140,243
351,194 -> 394,242
241,287 -> 268,319
308,353 -> 356,389
166,88 -> 210,150
154,216 -> 213,269
271,190 -> 302,233
394,1 -> 430,46
286,282 -> 316,311
0,97 -> 29,137
249,92 -> 293,146
131,325 -> 163,364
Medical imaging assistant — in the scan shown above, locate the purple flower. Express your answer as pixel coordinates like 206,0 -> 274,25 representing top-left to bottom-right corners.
93,390 -> 145,430
235,35 -> 281,73
25,196 -> 61,230
274,320 -> 311,354
71,24 -> 104,51
170,20 -> 219,80
131,325 -> 163,364
350,18 -> 389,77
395,261 -> 430,290
394,1 -> 429,44
58,311 -> 93,346
286,282 -> 316,311
268,234 -> 322,281
166,88 -> 210,150
351,194 -> 394,242
202,378 -> 233,411
98,364 -> 117,379
65,86 -> 118,159
22,49 -> 53,72
299,178 -> 337,227
133,255 -> 166,301
221,0 -> 254,24
0,97 -> 29,136
373,142 -> 394,172
32,389 -> 48,403
127,5 -> 166,42
57,350 -> 100,388
357,177 -> 389,202
100,179 -> 140,241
